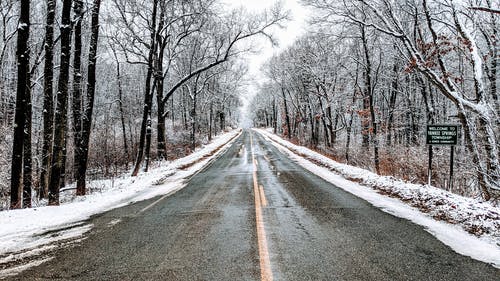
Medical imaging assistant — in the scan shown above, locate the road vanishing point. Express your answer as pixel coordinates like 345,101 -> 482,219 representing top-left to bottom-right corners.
6,130 -> 499,280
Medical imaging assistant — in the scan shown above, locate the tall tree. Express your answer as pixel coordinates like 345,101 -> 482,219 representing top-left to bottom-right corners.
40,0 -> 57,199
359,23 -> 380,174
22,67 -> 32,208
111,46 -> 129,159
75,0 -> 102,195
48,0 -> 73,205
10,0 -> 30,209
131,0 -> 159,176
71,0 -> 84,195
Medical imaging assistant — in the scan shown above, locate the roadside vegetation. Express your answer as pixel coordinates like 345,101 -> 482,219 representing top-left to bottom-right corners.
252,0 -> 499,201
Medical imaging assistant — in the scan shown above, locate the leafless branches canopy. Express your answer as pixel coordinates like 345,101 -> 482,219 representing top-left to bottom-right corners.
1,0 -> 288,209
253,0 -> 499,200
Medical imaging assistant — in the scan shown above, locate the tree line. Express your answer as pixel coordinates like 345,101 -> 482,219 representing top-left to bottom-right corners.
1,0 -> 287,209
252,0 -> 499,200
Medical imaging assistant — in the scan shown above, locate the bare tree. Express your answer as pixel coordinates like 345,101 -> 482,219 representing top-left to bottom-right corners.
10,0 -> 30,209
74,0 -> 102,196
72,0 -> 84,194
40,0 -> 57,199
48,0 -> 73,205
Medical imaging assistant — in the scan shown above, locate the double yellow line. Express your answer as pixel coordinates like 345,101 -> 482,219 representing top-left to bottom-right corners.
250,133 -> 273,281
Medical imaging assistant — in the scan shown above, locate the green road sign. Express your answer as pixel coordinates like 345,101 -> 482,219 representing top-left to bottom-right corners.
426,124 -> 459,145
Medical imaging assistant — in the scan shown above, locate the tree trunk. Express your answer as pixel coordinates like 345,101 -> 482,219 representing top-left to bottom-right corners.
40,0 -> 56,200
155,5 -> 167,160
183,94 -> 188,130
156,77 -> 167,159
10,4 -> 30,208
326,105 -> 335,145
76,0 -> 101,195
48,0 -> 73,206
317,94 -> 330,147
23,76 -> 32,208
361,24 -> 379,174
171,94 -> 175,128
144,117 -> 152,172
332,113 -> 339,144
281,87 -> 292,139
360,27 -> 370,149
208,101 -> 213,141
458,111 -> 490,200
369,94 -> 380,174
488,50 -> 498,113
10,0 -> 30,209
345,104 -> 355,164
220,105 -> 225,131
112,48 -> 129,158
72,0 -> 84,194
131,0 -> 158,176
346,63 -> 360,164
190,96 -> 197,151
419,77 -> 435,124
58,119 -> 69,190
272,98 -> 277,134
306,96 -> 317,147
386,61 -> 398,146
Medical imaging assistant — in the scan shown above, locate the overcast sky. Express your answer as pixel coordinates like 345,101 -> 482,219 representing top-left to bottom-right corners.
223,0 -> 309,126
225,0 -> 308,76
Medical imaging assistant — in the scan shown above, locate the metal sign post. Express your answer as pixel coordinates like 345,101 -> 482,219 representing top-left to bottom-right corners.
449,145 -> 454,190
428,145 -> 432,186
426,125 -> 459,188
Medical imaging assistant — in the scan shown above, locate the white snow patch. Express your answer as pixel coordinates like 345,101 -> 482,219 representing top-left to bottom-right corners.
0,223 -> 93,256
254,128 -> 500,268
0,244 -> 57,265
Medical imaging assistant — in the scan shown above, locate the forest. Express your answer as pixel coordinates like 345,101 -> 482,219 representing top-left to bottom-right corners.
1,0 -> 498,210
251,0 -> 499,201
0,0 -> 287,209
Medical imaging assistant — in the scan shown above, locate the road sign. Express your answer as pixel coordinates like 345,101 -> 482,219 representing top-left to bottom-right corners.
426,124 -> 459,190
426,125 -> 458,145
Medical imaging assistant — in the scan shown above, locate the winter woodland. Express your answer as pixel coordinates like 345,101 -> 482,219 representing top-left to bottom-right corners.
0,0 -> 499,210
252,0 -> 499,201
1,0 -> 287,209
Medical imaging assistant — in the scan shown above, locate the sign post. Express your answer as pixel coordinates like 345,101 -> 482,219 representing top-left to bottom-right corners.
426,125 -> 459,189
449,145 -> 454,190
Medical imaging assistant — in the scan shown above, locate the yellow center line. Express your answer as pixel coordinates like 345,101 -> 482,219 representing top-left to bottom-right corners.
259,185 -> 268,207
250,133 -> 273,281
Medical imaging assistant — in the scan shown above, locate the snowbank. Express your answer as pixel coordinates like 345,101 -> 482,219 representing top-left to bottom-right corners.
254,128 -> 500,268
0,129 -> 241,259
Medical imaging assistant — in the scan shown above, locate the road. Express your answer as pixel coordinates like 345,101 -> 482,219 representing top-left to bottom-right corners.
7,130 -> 499,280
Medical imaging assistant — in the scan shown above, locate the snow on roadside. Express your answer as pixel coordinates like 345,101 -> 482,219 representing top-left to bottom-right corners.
254,128 -> 500,268
0,129 -> 241,258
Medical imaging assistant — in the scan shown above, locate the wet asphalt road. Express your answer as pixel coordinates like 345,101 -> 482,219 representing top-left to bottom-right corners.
7,130 -> 499,280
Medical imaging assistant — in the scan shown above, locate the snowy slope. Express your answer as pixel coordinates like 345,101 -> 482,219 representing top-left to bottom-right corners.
254,128 -> 500,268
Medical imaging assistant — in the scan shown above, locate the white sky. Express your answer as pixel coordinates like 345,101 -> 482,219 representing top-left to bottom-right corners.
223,0 -> 309,126
226,0 -> 308,77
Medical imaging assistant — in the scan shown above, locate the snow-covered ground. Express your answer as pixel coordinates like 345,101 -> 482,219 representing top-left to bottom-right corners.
0,129 -> 241,275
254,128 -> 500,268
